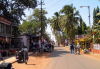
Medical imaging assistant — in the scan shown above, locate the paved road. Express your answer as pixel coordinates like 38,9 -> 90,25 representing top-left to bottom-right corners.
46,47 -> 100,69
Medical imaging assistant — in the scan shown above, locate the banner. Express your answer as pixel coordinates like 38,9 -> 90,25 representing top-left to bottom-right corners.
93,44 -> 100,50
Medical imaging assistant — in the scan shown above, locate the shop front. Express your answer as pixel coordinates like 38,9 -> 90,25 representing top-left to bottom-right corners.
91,44 -> 100,54
0,17 -> 12,57
75,35 -> 92,54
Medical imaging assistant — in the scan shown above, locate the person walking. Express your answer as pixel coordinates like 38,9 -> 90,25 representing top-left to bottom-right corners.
70,42 -> 75,54
75,43 -> 81,55
22,46 -> 28,64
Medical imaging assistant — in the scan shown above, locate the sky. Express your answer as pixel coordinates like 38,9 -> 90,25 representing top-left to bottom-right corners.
24,0 -> 100,41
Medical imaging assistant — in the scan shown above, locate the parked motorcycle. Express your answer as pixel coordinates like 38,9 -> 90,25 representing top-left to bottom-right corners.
16,50 -> 28,64
42,43 -> 54,52
83,49 -> 89,54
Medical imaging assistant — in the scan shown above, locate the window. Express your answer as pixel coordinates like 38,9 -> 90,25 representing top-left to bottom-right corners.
0,23 -> 1,33
1,23 -> 3,34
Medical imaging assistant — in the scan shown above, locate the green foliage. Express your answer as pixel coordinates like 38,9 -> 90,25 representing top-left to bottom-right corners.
0,0 -> 37,23
93,6 -> 100,44
49,12 -> 62,44
76,17 -> 87,35
19,8 -> 48,37
33,8 -> 47,35
93,6 -> 100,25
33,8 -> 47,21
60,5 -> 79,40
19,20 -> 41,34
49,4 -> 88,44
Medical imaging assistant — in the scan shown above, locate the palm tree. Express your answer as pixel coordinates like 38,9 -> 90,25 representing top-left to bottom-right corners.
60,5 -> 79,41
51,12 -> 62,45
54,12 -> 61,31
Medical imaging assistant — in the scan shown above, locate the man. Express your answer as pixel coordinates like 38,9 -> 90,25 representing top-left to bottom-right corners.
70,42 -> 75,54
21,46 -> 28,64
75,43 -> 80,55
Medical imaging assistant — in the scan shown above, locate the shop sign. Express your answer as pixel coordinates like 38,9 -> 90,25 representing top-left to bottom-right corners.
75,35 -> 84,39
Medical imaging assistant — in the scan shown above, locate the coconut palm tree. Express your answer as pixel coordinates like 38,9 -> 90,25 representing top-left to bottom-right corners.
60,5 -> 79,41
50,12 -> 62,46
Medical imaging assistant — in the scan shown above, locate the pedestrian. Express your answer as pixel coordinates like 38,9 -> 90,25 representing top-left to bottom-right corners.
70,42 -> 75,54
75,43 -> 81,55
21,45 -> 28,63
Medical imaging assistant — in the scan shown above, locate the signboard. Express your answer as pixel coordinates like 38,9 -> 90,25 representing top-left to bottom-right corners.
75,35 -> 85,39
93,44 -> 100,50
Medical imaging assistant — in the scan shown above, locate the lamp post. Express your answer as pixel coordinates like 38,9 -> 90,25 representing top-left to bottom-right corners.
80,6 -> 91,28
80,6 -> 94,51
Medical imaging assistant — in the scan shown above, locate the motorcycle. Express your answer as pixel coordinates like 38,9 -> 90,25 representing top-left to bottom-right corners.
84,49 -> 89,54
16,50 -> 28,64
42,43 -> 54,52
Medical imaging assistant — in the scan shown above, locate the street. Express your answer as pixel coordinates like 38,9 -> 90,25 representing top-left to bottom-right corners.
12,47 -> 100,69
0,0 -> 100,69
46,47 -> 100,69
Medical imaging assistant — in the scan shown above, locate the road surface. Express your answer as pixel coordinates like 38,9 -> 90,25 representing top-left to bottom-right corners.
13,47 -> 100,69
46,47 -> 100,69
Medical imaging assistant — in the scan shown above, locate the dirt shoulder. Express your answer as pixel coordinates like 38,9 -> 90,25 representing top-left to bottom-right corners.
13,53 -> 52,69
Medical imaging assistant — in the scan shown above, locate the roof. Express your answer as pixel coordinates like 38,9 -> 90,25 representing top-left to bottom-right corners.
0,16 -> 12,25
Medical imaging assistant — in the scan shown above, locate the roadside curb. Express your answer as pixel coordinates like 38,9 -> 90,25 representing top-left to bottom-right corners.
0,56 -> 17,64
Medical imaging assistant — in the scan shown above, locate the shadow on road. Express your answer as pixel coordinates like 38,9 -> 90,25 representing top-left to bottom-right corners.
50,49 -> 70,58
30,52 -> 51,58
26,64 -> 36,65
29,47 -> 70,58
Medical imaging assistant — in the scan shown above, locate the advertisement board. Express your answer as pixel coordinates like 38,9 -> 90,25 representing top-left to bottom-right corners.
93,44 -> 100,50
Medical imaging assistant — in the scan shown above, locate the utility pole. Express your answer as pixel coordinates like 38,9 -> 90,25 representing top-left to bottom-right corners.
88,6 -> 91,28
40,0 -> 44,38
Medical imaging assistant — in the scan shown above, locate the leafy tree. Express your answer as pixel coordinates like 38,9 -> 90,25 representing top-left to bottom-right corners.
0,0 -> 37,37
93,6 -> 100,25
93,7 -> 100,43
76,16 -> 87,35
60,5 -> 79,41
19,20 -> 41,35
32,8 -> 47,35
49,5 -> 87,44
54,12 -> 61,31
19,8 -> 48,37
49,12 -> 62,45
0,0 -> 37,23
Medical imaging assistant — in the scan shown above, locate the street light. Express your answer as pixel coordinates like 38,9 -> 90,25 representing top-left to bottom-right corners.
80,6 -> 91,28
80,6 -> 93,50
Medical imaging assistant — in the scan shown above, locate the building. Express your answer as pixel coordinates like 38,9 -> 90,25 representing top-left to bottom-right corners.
0,16 -> 12,47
